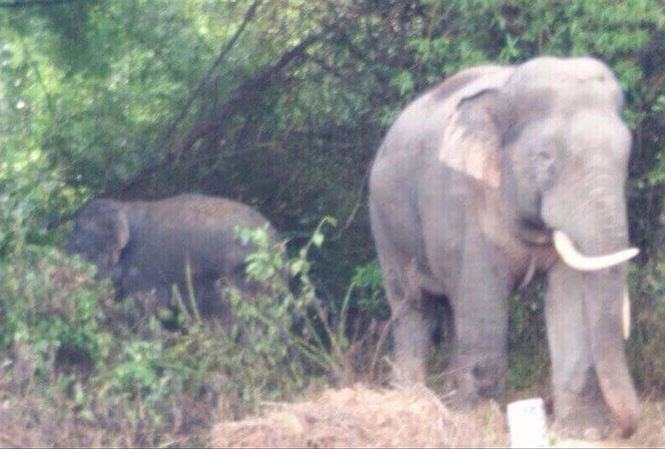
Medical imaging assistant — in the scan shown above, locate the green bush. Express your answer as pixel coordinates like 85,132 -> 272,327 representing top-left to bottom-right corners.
629,257 -> 665,393
507,281 -> 549,393
0,246 -> 114,381
225,216 -> 379,399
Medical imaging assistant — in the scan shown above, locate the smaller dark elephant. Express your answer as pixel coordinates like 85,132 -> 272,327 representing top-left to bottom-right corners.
67,193 -> 279,321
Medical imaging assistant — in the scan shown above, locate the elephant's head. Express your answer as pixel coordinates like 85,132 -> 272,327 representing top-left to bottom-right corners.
446,57 -> 639,436
494,58 -> 634,256
67,199 -> 130,280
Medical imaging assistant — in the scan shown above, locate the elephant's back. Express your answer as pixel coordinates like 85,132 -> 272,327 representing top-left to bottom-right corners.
371,65 -> 507,167
146,194 -> 270,231
130,194 -> 275,279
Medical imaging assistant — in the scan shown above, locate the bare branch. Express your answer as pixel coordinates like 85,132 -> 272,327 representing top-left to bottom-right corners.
106,33 -> 321,198
333,165 -> 371,239
153,0 -> 263,154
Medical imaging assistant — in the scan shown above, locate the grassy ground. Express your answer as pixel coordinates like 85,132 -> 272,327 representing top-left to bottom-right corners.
2,382 -> 664,447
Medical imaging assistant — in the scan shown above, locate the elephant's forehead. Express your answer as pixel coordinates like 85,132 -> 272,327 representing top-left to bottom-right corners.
502,63 -> 623,118
507,56 -> 618,92
566,110 -> 631,151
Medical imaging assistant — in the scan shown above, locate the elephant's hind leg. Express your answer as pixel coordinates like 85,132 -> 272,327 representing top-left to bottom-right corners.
197,278 -> 238,327
371,201 -> 431,385
385,261 -> 430,386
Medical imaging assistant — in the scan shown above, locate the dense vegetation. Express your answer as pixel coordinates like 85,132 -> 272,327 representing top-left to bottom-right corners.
0,0 -> 663,445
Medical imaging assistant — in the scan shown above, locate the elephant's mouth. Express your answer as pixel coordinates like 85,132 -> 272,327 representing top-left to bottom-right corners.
515,221 -> 637,340
516,218 -> 640,271
516,218 -> 552,245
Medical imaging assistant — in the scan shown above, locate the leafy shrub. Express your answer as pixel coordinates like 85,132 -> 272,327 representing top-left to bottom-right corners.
629,257 -> 665,393
224,216 -> 382,402
0,246 -> 114,383
507,280 -> 549,393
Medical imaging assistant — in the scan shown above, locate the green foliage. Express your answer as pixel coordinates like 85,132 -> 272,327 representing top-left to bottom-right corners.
348,260 -> 387,320
228,216 -> 361,394
629,257 -> 665,393
0,246 -> 113,377
507,282 -> 549,392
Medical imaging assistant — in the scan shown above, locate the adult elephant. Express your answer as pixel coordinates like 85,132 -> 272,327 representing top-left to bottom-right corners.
368,56 -> 639,438
67,193 -> 279,322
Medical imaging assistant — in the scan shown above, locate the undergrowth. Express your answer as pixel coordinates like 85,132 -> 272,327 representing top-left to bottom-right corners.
0,217 -> 663,447
0,217 -> 387,447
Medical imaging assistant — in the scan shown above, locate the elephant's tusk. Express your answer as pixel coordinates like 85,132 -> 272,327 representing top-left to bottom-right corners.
552,230 -> 639,271
623,287 -> 631,340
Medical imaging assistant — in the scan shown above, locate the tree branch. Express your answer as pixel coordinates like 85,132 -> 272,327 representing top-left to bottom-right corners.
105,32 -> 321,198
317,15 -> 391,86
153,0 -> 263,154
16,32 -> 56,118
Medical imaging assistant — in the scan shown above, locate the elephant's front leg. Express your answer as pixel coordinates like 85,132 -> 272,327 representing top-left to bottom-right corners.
450,239 -> 511,405
546,263 -> 610,438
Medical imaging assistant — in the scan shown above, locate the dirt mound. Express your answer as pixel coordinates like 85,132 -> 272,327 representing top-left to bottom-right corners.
211,384 -> 506,448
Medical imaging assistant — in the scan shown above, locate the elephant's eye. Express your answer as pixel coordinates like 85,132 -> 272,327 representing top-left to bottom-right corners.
534,148 -> 554,164
532,145 -> 558,189
81,220 -> 98,232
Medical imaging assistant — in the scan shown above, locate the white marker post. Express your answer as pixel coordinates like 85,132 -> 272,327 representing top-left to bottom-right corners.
507,398 -> 549,448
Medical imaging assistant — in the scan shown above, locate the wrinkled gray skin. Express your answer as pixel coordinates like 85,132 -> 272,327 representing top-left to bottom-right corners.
369,57 -> 639,438
67,194 -> 278,322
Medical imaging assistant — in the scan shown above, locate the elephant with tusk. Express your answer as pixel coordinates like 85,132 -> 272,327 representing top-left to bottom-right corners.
369,56 -> 640,438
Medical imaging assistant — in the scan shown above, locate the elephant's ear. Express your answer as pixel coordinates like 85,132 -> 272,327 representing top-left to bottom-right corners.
107,208 -> 129,267
80,199 -> 130,269
438,68 -> 513,189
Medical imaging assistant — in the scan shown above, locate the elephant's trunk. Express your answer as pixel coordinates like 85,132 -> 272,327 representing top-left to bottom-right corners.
583,269 -> 639,437
555,194 -> 639,437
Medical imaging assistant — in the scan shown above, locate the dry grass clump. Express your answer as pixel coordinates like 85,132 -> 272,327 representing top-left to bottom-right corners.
212,384 -> 665,449
211,383 -> 506,448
